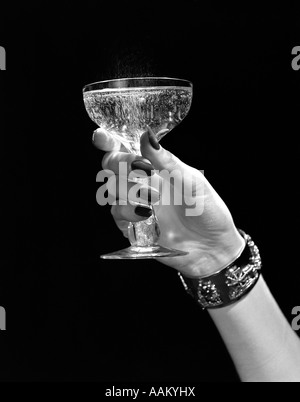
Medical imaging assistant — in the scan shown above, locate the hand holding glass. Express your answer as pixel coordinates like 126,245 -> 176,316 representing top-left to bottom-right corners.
83,77 -> 193,259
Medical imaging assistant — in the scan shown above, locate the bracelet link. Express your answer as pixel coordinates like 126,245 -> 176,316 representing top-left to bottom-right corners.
178,230 -> 262,309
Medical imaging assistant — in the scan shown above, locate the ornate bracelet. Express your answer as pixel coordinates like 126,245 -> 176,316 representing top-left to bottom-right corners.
178,230 -> 262,309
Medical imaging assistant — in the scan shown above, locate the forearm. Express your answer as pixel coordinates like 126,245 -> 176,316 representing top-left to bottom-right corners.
208,276 -> 300,382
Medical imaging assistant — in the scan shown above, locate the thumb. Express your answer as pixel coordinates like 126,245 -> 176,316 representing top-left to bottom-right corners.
140,127 -> 207,217
140,127 -> 191,175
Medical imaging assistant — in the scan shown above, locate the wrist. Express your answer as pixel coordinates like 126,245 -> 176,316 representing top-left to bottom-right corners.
185,226 -> 246,278
178,230 -> 262,310
215,226 -> 246,271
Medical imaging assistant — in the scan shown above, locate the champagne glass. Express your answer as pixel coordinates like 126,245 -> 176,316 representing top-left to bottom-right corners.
83,77 -> 193,259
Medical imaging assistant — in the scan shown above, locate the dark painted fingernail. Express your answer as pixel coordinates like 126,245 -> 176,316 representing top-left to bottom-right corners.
92,130 -> 99,147
92,130 -> 97,142
131,159 -> 154,175
135,205 -> 152,217
147,127 -> 160,150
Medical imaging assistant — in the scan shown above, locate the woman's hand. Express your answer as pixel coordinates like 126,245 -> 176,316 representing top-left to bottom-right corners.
93,127 -> 244,277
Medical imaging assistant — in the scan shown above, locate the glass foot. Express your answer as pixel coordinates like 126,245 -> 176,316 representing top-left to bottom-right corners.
101,245 -> 188,259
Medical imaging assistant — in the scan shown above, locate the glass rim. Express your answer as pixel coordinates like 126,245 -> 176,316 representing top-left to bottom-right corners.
83,77 -> 193,92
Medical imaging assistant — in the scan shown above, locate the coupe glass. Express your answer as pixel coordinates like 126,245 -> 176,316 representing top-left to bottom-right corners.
83,77 -> 193,259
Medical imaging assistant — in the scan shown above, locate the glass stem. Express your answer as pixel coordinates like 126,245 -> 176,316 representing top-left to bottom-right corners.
127,175 -> 160,248
128,209 -> 160,247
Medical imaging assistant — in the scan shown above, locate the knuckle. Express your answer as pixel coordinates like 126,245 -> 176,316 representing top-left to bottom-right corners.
110,205 -> 116,216
165,151 -> 179,170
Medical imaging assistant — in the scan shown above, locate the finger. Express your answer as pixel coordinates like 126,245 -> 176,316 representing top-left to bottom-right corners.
140,127 -> 204,190
140,126 -> 185,172
92,128 -> 123,152
107,177 -> 160,205
114,219 -> 129,238
102,151 -> 154,175
111,204 -> 152,222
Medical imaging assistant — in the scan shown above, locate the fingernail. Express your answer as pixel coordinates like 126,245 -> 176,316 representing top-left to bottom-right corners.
135,205 -> 152,217
131,159 -> 154,175
147,127 -> 160,150
137,188 -> 160,204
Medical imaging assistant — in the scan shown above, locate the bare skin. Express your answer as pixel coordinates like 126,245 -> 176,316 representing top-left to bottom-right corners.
93,127 -> 300,382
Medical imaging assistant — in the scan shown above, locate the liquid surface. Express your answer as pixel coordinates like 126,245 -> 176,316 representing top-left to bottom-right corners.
84,86 -> 192,153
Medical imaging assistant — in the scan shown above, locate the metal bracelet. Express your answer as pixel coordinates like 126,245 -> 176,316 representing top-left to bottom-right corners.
178,230 -> 262,309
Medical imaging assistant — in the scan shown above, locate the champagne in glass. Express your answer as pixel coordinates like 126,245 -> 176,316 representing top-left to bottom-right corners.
83,77 -> 193,259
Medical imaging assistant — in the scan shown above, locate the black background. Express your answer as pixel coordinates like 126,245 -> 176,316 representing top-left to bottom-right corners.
0,1 -> 300,382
